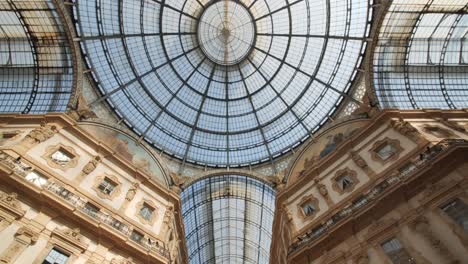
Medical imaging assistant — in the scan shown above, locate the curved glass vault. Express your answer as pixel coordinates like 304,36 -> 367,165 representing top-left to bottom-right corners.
181,175 -> 276,264
0,0 -> 74,113
373,0 -> 468,109
73,0 -> 373,167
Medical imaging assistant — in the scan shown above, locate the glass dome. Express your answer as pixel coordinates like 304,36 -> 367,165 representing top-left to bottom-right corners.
73,0 -> 372,167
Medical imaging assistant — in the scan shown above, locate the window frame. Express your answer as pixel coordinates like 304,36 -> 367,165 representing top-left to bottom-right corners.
92,175 -> 121,200
370,137 -> 403,164
42,144 -> 79,171
42,247 -> 70,264
298,195 -> 320,220
331,168 -> 359,195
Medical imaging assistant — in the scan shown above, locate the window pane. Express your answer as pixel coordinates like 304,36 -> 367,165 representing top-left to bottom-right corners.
441,198 -> 468,232
381,238 -> 415,264
43,248 -> 69,264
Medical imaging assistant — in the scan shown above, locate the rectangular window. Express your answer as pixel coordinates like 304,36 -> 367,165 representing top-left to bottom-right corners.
139,203 -> 154,221
98,177 -> 116,195
25,171 -> 48,188
441,198 -> 468,232
381,237 -> 415,264
42,248 -> 69,264
376,143 -> 396,160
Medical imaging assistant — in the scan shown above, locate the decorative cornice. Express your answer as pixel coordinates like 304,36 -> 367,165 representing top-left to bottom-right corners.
0,191 -> 25,219
286,139 -> 468,260
51,227 -> 87,253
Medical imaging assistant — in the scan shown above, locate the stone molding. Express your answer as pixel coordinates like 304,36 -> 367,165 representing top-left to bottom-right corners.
21,124 -> 58,147
42,143 -> 79,171
369,137 -> 403,164
410,216 -> 459,263
92,174 -> 122,201
135,198 -> 158,226
298,195 -> 320,220
0,226 -> 38,264
0,191 -> 25,220
51,227 -> 87,253
331,168 -> 359,195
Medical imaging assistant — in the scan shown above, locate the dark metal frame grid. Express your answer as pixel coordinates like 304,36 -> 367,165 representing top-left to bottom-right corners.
196,1 -> 257,66
181,174 -> 276,264
0,0 -> 74,113
373,0 -> 468,109
73,0 -> 373,167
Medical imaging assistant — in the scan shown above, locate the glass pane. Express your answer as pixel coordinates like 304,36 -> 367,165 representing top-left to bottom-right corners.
72,0 -> 372,167
381,238 -> 415,264
43,248 -> 69,264
441,198 -> 468,232
181,175 -> 276,264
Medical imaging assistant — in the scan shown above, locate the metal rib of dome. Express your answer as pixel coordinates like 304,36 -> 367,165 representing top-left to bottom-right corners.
73,0 -> 373,167
181,174 -> 276,264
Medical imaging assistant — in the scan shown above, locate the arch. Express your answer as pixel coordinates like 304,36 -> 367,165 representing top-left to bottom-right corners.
0,0 -> 76,113
372,0 -> 468,109
78,121 -> 172,186
181,173 -> 276,264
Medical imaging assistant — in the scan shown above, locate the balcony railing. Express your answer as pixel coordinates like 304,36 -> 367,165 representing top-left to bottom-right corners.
288,139 -> 467,255
0,150 -> 170,259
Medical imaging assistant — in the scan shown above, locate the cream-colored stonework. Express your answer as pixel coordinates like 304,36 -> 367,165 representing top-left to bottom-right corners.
93,174 -> 122,201
331,168 -> 359,195
0,114 -> 187,264
42,143 -> 79,171
271,111 -> 468,264
298,195 -> 320,220
369,137 -> 404,164
135,199 -> 158,226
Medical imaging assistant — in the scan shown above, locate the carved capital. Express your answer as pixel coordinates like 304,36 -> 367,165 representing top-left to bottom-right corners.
15,227 -> 39,244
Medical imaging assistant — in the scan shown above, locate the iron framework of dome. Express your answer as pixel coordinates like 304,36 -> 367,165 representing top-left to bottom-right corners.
0,0 -> 74,113
373,0 -> 468,109
73,0 -> 373,167
181,174 -> 276,264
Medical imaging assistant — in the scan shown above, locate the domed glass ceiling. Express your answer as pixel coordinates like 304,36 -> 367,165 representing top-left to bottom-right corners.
73,0 -> 372,167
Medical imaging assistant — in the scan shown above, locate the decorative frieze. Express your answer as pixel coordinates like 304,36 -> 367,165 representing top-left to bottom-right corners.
21,124 -> 58,147
390,119 -> 425,144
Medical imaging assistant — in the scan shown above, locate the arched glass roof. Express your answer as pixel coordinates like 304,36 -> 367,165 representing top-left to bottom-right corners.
0,0 -> 74,113
373,0 -> 468,109
181,174 -> 276,264
73,0 -> 373,167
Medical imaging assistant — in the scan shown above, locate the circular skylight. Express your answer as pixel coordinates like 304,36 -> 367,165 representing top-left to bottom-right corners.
198,1 -> 256,66
73,0 -> 372,167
